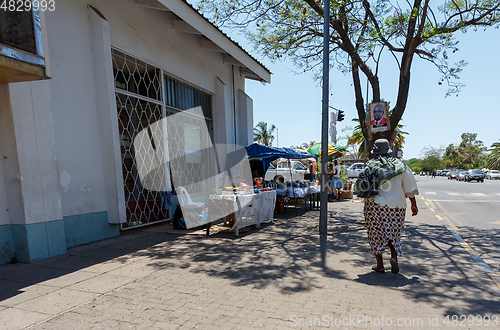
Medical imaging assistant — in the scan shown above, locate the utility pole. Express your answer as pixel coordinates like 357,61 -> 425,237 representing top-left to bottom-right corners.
319,0 -> 330,237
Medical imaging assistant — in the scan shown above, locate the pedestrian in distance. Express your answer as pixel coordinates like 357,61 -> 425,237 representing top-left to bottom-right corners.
309,161 -> 316,182
355,139 -> 419,274
330,160 -> 344,200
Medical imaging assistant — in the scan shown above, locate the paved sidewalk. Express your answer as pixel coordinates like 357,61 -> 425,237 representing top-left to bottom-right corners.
1,196 -> 499,329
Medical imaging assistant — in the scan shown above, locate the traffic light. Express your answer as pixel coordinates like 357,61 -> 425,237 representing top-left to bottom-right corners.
337,110 -> 345,122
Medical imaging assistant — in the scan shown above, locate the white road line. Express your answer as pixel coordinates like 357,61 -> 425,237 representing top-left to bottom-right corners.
425,192 -> 437,195
433,200 -> 500,203
471,193 -> 487,196
496,193 -> 500,196
447,192 -> 460,196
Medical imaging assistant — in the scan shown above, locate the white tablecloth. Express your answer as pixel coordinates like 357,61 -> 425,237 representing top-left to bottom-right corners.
209,190 -> 277,236
276,185 -> 321,198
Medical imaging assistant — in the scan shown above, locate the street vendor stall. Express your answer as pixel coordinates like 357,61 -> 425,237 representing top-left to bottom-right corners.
201,144 -> 318,235
209,189 -> 276,236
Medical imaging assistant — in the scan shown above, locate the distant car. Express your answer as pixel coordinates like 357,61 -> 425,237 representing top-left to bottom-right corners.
465,169 -> 485,182
448,170 -> 458,180
457,170 -> 467,181
486,170 -> 500,180
347,163 -> 365,178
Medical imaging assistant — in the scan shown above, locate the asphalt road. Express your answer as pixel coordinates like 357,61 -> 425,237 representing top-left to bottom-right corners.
416,174 -> 500,273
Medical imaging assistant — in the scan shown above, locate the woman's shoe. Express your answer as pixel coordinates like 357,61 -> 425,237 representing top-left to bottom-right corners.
390,258 -> 399,274
371,265 -> 385,273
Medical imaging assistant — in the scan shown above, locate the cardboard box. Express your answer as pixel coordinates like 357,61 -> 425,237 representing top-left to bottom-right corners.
288,198 -> 305,205
340,190 -> 353,199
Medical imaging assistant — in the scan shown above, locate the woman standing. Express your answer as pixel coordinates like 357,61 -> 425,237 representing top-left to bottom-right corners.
355,139 -> 419,274
330,160 -> 344,200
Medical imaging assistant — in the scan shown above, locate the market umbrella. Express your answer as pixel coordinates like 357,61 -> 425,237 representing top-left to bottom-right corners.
306,143 -> 347,160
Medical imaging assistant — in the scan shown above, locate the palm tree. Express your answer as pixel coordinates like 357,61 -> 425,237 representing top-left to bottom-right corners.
301,141 -> 316,150
253,121 -> 276,146
486,141 -> 500,170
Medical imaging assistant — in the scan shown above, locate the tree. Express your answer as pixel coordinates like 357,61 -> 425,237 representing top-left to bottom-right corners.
420,146 -> 444,172
198,0 -> 500,155
405,158 -> 422,173
301,141 -> 317,150
486,141 -> 500,170
254,121 -> 277,146
443,132 -> 486,169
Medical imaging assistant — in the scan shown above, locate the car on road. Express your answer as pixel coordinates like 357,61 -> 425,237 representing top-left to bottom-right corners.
465,169 -> 485,182
448,170 -> 458,180
347,163 -> 365,178
486,170 -> 500,180
457,170 -> 467,181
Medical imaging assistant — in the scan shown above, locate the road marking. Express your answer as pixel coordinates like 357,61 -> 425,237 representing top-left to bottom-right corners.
425,192 -> 437,195
447,192 -> 460,196
471,193 -> 487,196
432,200 -> 500,203
496,193 -> 500,196
420,196 -> 500,289
488,221 -> 500,225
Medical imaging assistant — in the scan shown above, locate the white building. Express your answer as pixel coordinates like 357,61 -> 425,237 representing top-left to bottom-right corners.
0,0 -> 270,264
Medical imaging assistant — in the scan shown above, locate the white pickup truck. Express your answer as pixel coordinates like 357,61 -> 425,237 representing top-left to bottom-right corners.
264,160 -> 309,183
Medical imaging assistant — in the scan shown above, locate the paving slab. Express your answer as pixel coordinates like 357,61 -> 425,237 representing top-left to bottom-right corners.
1,196 -> 499,329
0,307 -> 49,330
13,288 -> 98,315
65,273 -> 136,294
0,284 -> 58,307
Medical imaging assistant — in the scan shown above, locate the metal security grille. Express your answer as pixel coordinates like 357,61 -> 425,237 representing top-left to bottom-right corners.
164,76 -> 214,194
112,48 -> 214,229
113,49 -> 167,229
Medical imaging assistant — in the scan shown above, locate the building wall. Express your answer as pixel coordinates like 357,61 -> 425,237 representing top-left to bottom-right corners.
0,0 -> 256,264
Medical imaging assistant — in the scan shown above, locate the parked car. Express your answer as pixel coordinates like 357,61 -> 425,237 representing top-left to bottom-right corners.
346,163 -> 365,178
264,160 -> 308,183
448,170 -> 458,180
465,169 -> 485,182
486,170 -> 500,180
457,170 -> 467,181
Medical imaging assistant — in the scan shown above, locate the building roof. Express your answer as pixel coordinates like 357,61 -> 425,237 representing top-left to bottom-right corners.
137,0 -> 271,83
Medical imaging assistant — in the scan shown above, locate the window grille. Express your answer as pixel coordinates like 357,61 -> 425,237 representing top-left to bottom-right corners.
112,48 -> 214,229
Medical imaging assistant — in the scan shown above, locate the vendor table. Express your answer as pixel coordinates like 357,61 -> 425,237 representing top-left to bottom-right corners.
276,185 -> 321,212
209,190 -> 277,236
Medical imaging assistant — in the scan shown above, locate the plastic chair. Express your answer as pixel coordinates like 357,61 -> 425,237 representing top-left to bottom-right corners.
177,186 -> 204,210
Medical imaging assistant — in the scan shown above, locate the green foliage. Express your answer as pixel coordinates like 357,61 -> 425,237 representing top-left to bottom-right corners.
405,158 -> 422,173
486,141 -> 500,170
254,122 -> 276,146
420,146 -> 444,171
442,132 -> 486,169
198,0 -> 500,152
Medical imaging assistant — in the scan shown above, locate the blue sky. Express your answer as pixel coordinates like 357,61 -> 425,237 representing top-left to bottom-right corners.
236,27 -> 500,160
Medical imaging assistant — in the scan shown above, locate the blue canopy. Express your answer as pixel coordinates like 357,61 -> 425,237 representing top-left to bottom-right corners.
244,143 -> 316,172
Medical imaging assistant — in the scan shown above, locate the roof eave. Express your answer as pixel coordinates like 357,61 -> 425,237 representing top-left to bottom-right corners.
146,0 -> 271,83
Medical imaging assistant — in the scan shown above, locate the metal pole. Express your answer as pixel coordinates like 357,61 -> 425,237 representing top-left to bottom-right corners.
319,0 -> 330,236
